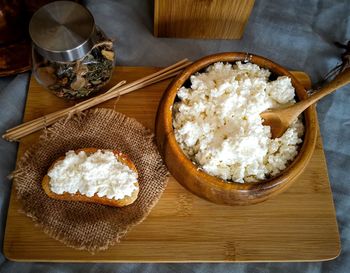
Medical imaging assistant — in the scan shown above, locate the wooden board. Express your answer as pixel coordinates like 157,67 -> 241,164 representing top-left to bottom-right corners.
3,67 -> 340,262
154,0 -> 255,39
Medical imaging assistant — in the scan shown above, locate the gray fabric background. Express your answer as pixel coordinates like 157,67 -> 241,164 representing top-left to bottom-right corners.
1,0 -> 349,272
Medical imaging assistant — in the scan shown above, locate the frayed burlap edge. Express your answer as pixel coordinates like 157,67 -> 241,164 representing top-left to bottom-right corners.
11,108 -> 169,253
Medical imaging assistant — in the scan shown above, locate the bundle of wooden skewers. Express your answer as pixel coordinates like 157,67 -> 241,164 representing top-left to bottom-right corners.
3,59 -> 191,142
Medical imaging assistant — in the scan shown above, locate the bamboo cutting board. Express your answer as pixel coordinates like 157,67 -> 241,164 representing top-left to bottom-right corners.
4,67 -> 340,262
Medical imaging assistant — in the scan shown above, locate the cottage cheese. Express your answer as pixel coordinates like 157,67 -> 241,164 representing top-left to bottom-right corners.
173,62 -> 304,183
48,150 -> 138,199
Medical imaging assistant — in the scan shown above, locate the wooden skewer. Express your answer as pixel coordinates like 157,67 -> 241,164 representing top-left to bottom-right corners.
4,68 -> 186,141
6,69 -> 183,137
6,60 -> 190,133
3,59 -> 191,141
5,80 -> 128,132
5,80 -> 128,133
9,70 -> 182,139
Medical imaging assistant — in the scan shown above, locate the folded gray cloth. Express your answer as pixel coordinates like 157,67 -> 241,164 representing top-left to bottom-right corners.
1,0 -> 349,272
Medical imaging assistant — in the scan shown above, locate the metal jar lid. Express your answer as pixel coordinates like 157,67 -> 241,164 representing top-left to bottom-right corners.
29,1 -> 96,62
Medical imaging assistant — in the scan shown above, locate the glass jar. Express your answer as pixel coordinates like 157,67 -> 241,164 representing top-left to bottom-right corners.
29,1 -> 114,100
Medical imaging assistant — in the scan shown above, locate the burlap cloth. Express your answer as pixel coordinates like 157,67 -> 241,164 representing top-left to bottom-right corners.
12,108 -> 169,252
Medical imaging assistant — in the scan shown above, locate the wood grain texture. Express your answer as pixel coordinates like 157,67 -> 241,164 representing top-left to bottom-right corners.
154,0 -> 255,39
156,53 -> 317,205
3,66 -> 340,262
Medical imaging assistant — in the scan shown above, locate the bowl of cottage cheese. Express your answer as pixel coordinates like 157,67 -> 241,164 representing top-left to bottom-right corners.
155,52 -> 317,205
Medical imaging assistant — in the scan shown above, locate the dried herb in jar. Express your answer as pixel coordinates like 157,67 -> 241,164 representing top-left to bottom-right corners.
33,30 -> 114,100
30,2 -> 115,100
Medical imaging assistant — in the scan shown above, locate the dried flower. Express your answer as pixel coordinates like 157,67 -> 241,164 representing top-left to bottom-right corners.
316,41 -> 350,89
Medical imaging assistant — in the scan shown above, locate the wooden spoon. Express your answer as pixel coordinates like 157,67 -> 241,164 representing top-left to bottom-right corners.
261,68 -> 350,138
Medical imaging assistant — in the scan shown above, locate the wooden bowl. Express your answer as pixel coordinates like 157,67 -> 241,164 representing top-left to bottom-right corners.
155,52 -> 317,205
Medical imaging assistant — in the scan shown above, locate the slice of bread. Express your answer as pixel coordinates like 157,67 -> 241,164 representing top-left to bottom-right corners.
42,148 -> 139,207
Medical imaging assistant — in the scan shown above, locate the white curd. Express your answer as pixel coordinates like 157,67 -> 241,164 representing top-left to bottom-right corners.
48,150 -> 138,199
173,62 -> 304,183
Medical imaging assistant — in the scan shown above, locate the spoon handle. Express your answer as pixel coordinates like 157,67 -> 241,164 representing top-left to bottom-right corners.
295,68 -> 350,112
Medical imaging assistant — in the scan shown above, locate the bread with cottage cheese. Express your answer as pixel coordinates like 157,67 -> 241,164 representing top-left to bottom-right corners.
41,148 -> 139,207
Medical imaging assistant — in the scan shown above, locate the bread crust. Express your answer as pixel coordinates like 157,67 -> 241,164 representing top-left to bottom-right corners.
42,148 -> 139,207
